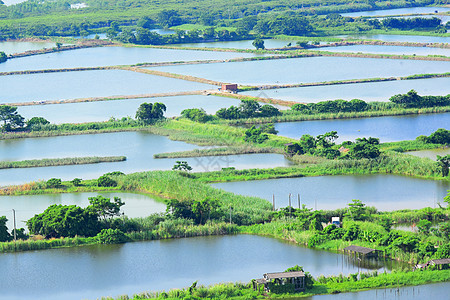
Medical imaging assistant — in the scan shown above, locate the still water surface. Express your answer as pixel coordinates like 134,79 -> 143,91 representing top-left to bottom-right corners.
407,148 -> 450,160
0,131 -> 292,185
0,46 -> 266,72
0,41 -> 63,54
175,39 -> 298,49
0,235 -> 405,300
337,34 -> 449,44
211,174 -> 450,210
0,69 -> 214,103
18,94 -> 236,123
314,44 -> 450,56
0,192 -> 166,230
152,56 -> 450,85
274,113 -> 450,142
242,77 -> 450,103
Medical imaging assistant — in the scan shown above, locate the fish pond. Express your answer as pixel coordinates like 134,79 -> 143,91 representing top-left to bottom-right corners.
314,44 -> 450,56
341,7 -> 450,17
337,34 -> 449,44
407,148 -> 450,160
0,69 -> 215,104
211,174 -> 450,211
241,77 -> 450,103
0,235 -> 406,300
0,191 -> 166,230
0,46 -> 267,72
151,56 -> 450,85
274,112 -> 450,143
0,131 -> 292,185
0,40 -> 65,55
17,94 -> 238,123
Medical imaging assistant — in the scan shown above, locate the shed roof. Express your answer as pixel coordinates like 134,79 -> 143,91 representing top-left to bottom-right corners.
255,278 -> 267,284
264,271 -> 305,280
344,245 -> 376,254
429,258 -> 450,265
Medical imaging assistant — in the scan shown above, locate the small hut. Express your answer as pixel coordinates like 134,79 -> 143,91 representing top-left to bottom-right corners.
254,271 -> 306,293
429,258 -> 450,270
344,245 -> 377,257
221,83 -> 238,92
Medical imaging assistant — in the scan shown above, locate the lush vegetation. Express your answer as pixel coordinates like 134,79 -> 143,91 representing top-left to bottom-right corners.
0,156 -> 126,169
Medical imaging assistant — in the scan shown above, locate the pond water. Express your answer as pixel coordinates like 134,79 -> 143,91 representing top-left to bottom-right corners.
314,44 -> 450,56
18,94 -> 236,123
0,131 -> 292,185
0,41 -> 63,55
0,234 -> 405,300
0,46 -> 266,72
375,14 -> 450,25
174,39 -> 299,49
211,174 -> 450,211
0,69 -> 215,104
0,192 -> 166,230
337,34 -> 449,44
241,77 -> 450,103
341,7 -> 450,17
274,113 -> 450,143
304,282 -> 450,300
407,148 -> 450,160
151,56 -> 450,85
76,29 -> 175,40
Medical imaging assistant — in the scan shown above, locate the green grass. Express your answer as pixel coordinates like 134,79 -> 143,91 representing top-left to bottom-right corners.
0,156 -> 126,169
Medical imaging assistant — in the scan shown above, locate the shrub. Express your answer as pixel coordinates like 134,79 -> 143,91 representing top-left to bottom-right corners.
97,175 -> 117,187
46,178 -> 61,188
96,228 -> 129,244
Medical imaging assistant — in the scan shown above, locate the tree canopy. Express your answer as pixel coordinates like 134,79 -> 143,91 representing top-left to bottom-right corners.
135,102 -> 167,123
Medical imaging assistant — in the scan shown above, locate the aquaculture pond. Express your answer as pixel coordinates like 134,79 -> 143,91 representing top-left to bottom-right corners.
151,56 -> 450,85
241,77 -> 450,103
375,14 -> 450,25
274,112 -> 450,143
304,282 -> 450,300
174,39 -> 299,49
0,69 -> 215,103
337,34 -> 449,44
0,131 -> 292,185
314,44 -> 450,56
407,148 -> 450,160
341,6 -> 450,17
17,94 -> 238,123
0,40 -> 63,55
211,174 -> 450,211
0,46 -> 267,72
0,192 -> 166,230
0,235 -> 406,300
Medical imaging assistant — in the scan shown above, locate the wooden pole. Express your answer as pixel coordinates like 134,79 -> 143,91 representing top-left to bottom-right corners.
288,193 -> 291,217
272,194 -> 275,211
298,194 -> 300,209
12,209 -> 16,242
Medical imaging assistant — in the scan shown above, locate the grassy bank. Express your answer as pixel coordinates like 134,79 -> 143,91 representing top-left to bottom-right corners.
0,156 -> 126,169
113,269 -> 450,299
154,146 -> 282,158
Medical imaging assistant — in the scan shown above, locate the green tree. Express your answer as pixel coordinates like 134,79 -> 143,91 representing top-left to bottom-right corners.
252,38 -> 265,50
172,161 -> 192,171
26,116 -> 49,130
87,196 -> 124,222
417,219 -> 432,234
157,10 -> 182,27
299,134 -> 316,154
46,178 -> 61,188
345,199 -> 367,221
97,175 -> 117,187
135,102 -> 166,123
0,105 -> 25,132
71,178 -> 82,186
96,228 -> 129,244
181,108 -> 211,123
0,216 -> 11,242
428,129 -> 450,145
437,155 -> 450,177
244,126 -> 268,144
0,51 -> 7,63
349,137 -> 380,159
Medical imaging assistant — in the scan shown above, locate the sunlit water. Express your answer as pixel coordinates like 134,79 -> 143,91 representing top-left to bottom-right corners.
336,34 -> 449,44
313,44 -> 450,56
341,7 -> 450,17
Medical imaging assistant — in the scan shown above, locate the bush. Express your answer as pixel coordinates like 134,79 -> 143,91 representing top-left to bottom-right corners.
46,178 -> 61,188
97,175 -> 117,187
96,228 -> 129,244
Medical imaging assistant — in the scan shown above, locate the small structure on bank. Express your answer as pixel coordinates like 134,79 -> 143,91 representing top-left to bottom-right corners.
344,245 -> 377,257
220,83 -> 238,92
253,271 -> 306,293
428,258 -> 450,269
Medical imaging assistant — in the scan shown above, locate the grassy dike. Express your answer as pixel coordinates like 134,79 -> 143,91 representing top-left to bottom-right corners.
0,156 -> 126,169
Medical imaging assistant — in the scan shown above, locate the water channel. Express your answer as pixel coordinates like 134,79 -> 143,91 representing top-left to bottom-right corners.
313,44 -> 450,56
152,56 -> 450,85
0,131 -> 292,185
274,112 -> 450,143
241,77 -> 450,103
0,69 -> 215,103
337,34 -> 449,44
0,235 -> 406,300
211,174 -> 450,211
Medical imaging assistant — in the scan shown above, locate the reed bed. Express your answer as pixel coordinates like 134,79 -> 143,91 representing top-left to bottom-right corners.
154,146 -> 280,158
0,156 -> 126,169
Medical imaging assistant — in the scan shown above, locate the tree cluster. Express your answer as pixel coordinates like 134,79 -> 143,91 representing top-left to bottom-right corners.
166,198 -> 219,225
135,102 -> 166,123
291,99 -> 368,114
389,90 -> 450,108
181,108 -> 211,123
216,99 -> 280,120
